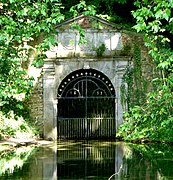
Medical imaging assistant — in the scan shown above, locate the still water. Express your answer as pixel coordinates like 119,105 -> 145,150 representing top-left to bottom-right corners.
0,141 -> 173,180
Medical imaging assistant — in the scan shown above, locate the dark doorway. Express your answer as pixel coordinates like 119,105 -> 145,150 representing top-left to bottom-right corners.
57,69 -> 116,139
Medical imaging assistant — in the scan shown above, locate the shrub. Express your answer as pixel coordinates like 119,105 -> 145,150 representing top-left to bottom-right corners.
117,83 -> 173,143
0,111 -> 37,140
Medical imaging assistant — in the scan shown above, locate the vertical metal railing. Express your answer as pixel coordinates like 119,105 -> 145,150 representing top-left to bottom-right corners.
57,69 -> 116,140
58,117 -> 115,139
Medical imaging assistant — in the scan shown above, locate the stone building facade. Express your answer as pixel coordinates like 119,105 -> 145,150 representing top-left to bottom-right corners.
28,15 -> 154,140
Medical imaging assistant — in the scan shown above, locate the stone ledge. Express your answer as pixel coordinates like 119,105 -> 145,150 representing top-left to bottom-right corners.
0,138 -> 55,151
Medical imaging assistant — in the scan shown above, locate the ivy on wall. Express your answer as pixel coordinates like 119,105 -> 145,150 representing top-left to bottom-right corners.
120,43 -> 149,110
118,42 -> 173,143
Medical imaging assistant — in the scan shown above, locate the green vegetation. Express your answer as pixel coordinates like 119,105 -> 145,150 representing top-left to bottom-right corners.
0,0 -> 95,139
0,111 -> 37,140
0,146 -> 36,176
121,43 -> 148,110
62,0 -> 134,24
1,0 -> 173,142
0,0 -> 65,139
95,43 -> 106,57
0,0 -> 65,115
118,0 -> 173,143
120,142 -> 173,179
0,0 -> 133,139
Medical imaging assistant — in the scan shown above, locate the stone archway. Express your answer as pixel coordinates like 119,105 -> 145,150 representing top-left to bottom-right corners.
30,15 -> 151,141
43,57 -> 130,140
57,68 -> 116,139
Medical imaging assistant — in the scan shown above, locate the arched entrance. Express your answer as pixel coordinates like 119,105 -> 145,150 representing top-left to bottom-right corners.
57,69 -> 116,139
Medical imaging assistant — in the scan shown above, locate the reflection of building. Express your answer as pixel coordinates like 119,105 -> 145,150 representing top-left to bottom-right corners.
28,15 -> 155,140
27,146 -> 57,180
1,142 -> 171,179
57,141 -> 125,179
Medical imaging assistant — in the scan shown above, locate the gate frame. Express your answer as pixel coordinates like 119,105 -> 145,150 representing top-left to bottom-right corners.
57,68 -> 116,139
43,57 -> 130,140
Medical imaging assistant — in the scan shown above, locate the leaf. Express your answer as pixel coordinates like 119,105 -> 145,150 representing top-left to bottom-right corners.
158,61 -> 170,69
35,59 -> 44,68
52,19 -> 56,24
163,11 -> 170,21
155,9 -> 162,19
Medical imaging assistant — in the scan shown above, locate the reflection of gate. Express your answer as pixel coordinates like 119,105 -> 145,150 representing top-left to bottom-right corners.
57,69 -> 116,139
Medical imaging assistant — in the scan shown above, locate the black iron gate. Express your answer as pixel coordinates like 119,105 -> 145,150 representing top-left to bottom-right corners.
57,69 -> 116,139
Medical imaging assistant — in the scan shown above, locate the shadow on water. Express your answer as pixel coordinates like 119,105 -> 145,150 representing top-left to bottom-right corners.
0,140 -> 173,179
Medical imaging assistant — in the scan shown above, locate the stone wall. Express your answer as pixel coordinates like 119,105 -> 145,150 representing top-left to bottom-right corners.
121,31 -> 156,84
28,76 -> 44,136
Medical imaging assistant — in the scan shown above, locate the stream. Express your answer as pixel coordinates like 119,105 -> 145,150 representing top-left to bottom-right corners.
0,140 -> 172,179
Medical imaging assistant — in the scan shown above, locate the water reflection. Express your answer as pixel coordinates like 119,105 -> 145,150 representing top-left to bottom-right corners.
0,144 -> 57,180
0,141 -> 172,179
57,141 -> 123,179
0,146 -> 35,176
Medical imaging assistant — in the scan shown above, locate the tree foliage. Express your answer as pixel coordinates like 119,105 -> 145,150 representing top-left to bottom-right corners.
2,0 -> 172,142
132,0 -> 173,75
0,0 -> 65,116
0,0 -> 98,138
118,0 -> 173,143
0,0 -> 133,117
62,0 -> 134,24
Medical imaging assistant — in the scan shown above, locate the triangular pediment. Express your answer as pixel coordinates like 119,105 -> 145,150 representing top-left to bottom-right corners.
56,15 -> 118,30
46,15 -> 123,59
